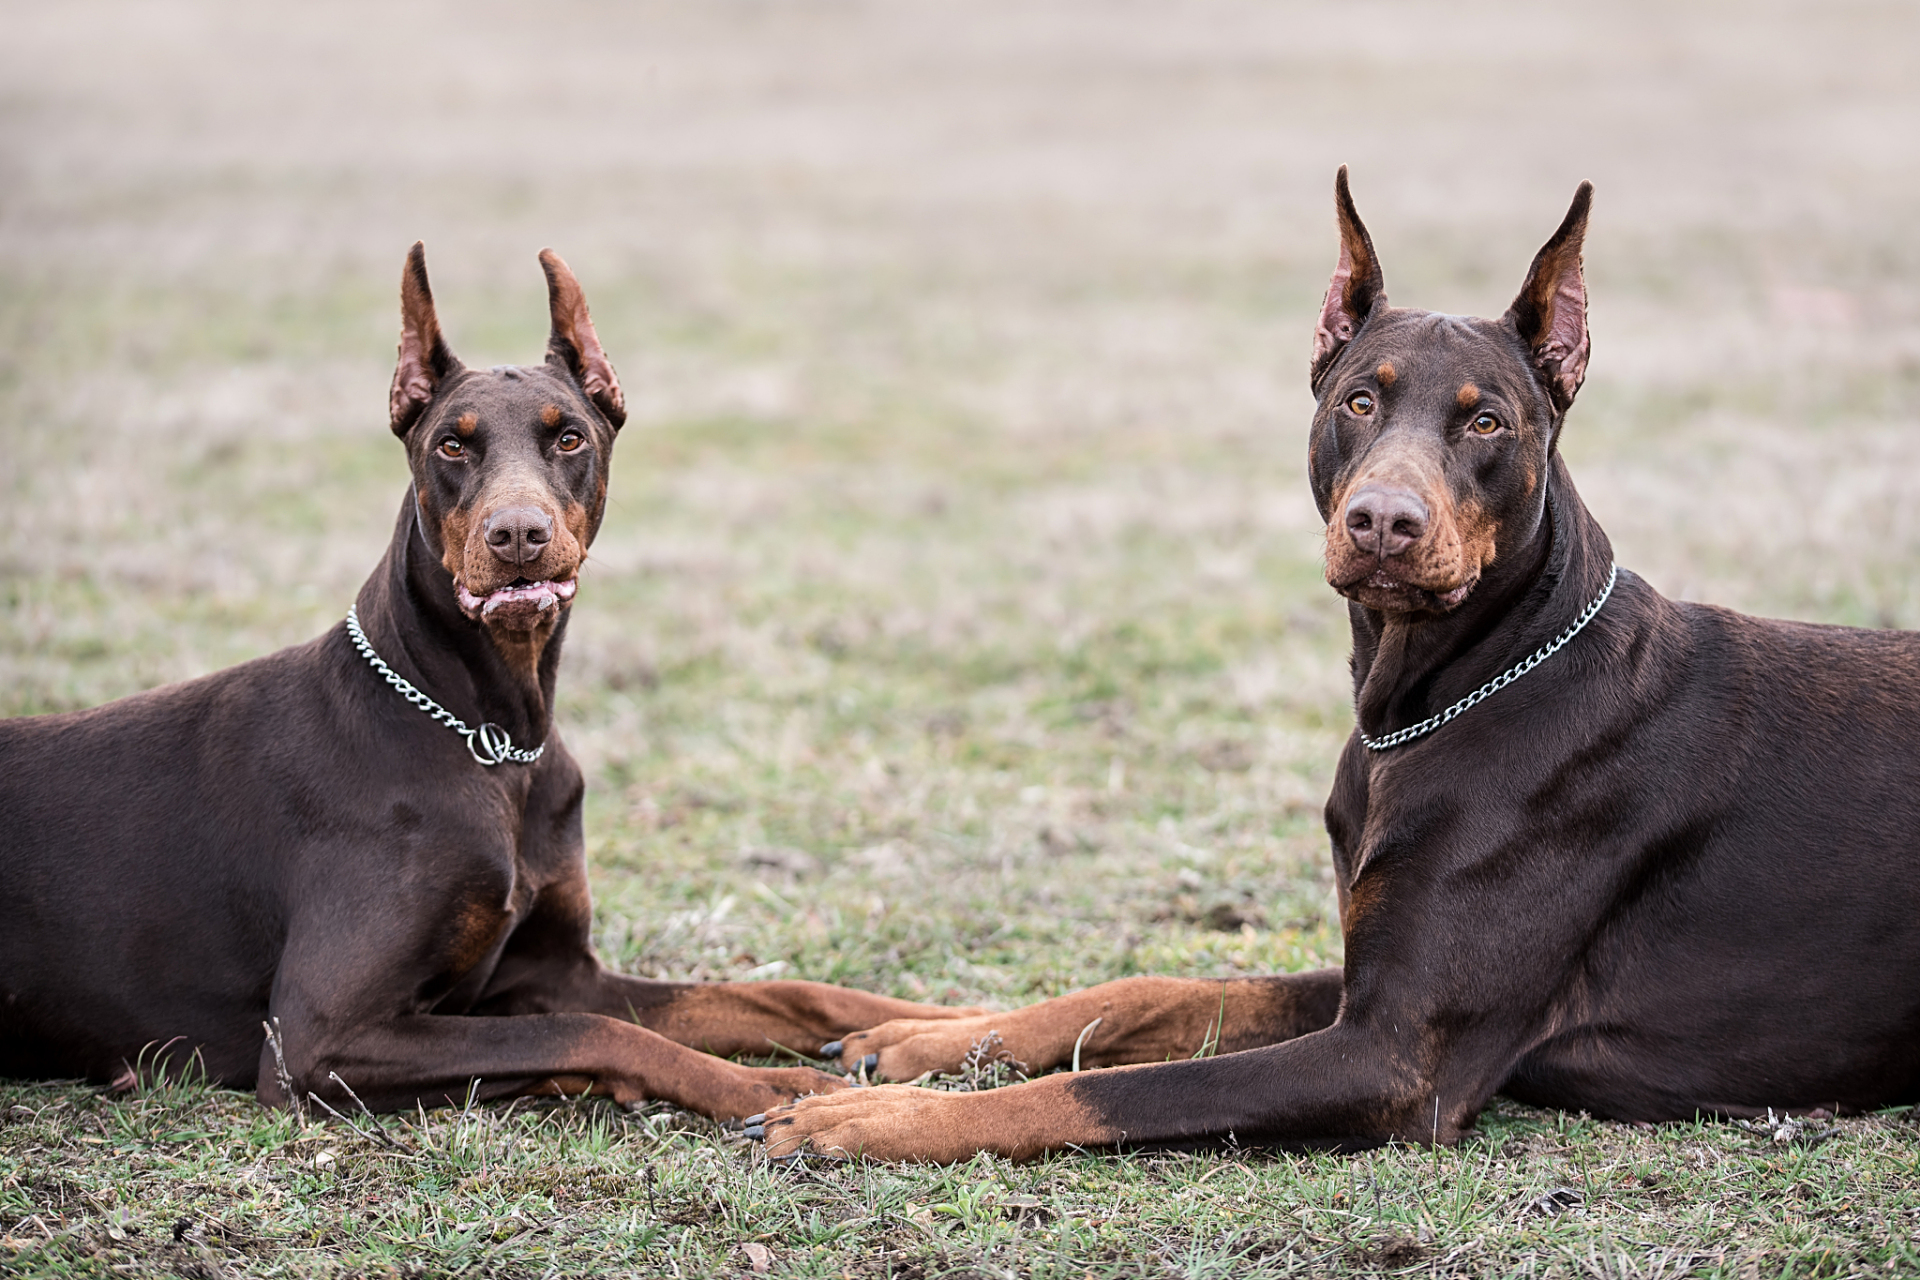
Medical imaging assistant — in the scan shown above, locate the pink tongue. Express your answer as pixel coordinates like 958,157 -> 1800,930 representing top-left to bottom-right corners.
456,578 -> 578,626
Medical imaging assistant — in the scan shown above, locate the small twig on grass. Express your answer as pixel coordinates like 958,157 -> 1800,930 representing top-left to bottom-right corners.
328,1071 -> 405,1149
1431,1094 -> 1442,1184
305,1090 -> 408,1155
260,1019 -> 304,1127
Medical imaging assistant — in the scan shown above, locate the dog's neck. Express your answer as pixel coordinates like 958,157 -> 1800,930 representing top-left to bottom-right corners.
1348,454 -> 1614,744
351,493 -> 566,753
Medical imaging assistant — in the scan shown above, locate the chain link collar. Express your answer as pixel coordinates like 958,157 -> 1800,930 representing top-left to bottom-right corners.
345,606 -> 545,766
1358,563 -> 1620,752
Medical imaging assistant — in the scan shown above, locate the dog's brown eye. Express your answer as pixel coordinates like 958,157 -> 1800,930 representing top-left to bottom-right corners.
556,430 -> 584,453
1469,413 -> 1500,436
1347,390 -> 1375,415
437,439 -> 465,459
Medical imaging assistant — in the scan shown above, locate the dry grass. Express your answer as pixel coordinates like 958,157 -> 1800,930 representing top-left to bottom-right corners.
4,1 -> 1920,1275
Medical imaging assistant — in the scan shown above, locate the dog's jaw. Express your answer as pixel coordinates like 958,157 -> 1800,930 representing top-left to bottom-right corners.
1332,565 -> 1478,614
455,574 -> 579,631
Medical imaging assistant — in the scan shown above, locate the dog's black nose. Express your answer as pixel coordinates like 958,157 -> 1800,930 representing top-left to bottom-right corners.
484,506 -> 555,565
1345,486 -> 1428,558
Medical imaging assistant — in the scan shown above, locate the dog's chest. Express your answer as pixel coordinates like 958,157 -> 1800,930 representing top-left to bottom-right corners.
422,767 -> 586,1012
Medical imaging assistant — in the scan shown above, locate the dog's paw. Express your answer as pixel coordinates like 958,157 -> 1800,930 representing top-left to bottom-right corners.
819,1014 -> 1004,1081
748,1085 -> 975,1163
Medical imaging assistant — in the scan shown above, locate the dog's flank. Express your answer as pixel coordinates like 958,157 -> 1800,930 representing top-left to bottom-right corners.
754,170 -> 1920,1162
0,245 -> 979,1119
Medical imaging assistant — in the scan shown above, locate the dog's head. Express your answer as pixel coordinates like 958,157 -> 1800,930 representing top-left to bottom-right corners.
1306,168 -> 1592,615
387,244 -> 625,637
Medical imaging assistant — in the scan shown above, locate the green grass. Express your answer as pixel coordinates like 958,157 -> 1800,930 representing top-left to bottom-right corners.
8,1080 -> 1920,1276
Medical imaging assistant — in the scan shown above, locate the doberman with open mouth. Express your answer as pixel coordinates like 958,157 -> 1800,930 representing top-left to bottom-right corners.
0,245 -> 977,1119
747,170 -> 1920,1161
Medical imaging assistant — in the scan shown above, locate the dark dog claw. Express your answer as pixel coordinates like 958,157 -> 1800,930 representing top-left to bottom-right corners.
743,1124 -> 765,1141
861,1053 -> 879,1076
819,1040 -> 843,1060
742,1113 -> 766,1127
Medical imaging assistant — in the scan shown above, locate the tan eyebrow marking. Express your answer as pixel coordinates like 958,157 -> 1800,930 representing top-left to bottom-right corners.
1456,383 -> 1480,410
540,404 -> 562,427
1375,362 -> 1396,387
455,413 -> 478,437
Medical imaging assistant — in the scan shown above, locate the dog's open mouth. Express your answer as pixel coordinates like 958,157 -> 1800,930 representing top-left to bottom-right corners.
456,576 -> 578,629
1340,568 -> 1476,612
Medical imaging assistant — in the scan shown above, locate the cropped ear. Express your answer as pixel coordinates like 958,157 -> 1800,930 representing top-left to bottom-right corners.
539,248 -> 625,429
1506,182 -> 1593,415
389,242 -> 463,437
1310,165 -> 1387,393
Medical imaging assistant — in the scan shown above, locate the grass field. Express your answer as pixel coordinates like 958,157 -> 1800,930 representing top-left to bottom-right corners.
5,1 -> 1920,1275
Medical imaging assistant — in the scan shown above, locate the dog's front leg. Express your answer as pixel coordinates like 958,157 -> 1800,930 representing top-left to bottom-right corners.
754,1017 -> 1461,1163
462,861 -> 986,1061
813,971 -> 1344,1080
256,1010 -> 845,1121
588,974 -> 990,1061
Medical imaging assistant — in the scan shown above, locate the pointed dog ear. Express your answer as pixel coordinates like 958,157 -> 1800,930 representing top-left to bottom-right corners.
389,242 -> 463,437
1506,182 -> 1594,415
539,249 -> 625,430
1310,166 -> 1387,393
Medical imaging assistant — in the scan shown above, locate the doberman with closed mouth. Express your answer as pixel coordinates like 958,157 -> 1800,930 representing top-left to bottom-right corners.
0,245 -> 978,1120
749,169 -> 1920,1161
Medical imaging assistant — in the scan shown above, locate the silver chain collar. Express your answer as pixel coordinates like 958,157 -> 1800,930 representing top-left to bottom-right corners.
344,606 -> 545,766
1358,563 -> 1620,752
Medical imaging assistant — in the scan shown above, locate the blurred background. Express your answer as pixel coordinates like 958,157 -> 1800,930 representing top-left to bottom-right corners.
4,1 -> 1919,991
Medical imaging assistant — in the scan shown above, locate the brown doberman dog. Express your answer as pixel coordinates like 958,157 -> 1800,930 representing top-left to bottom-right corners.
749,170 -> 1920,1161
0,245 -> 977,1120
